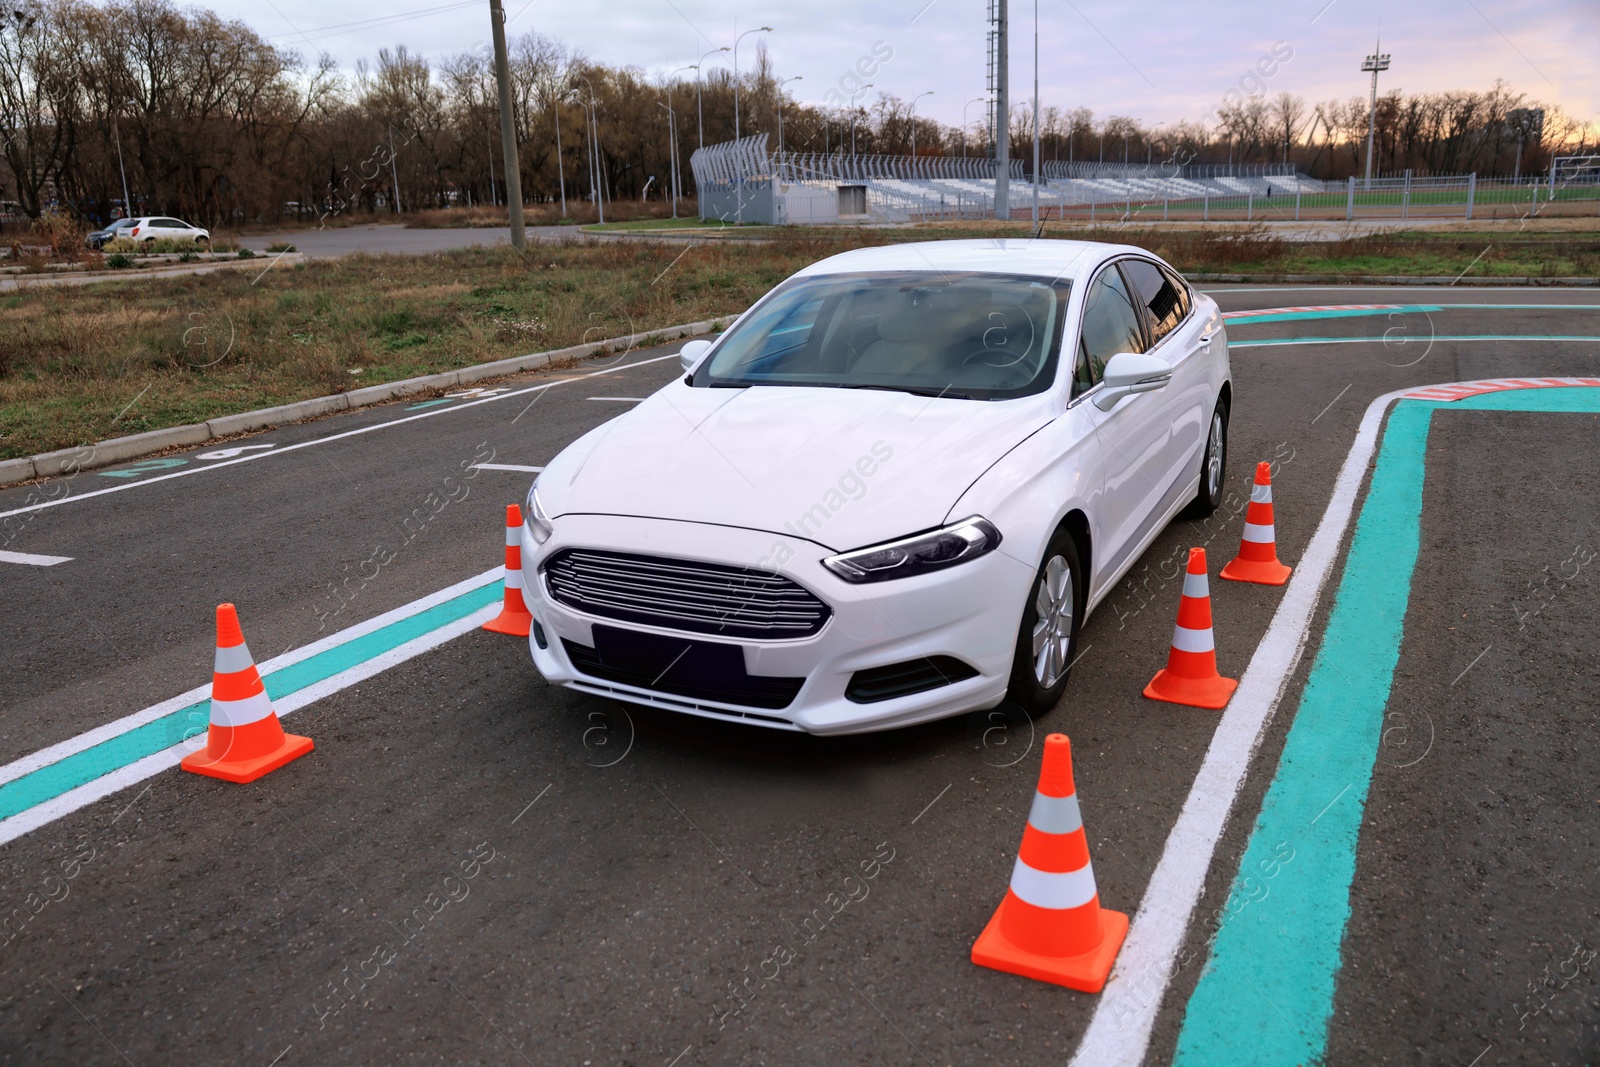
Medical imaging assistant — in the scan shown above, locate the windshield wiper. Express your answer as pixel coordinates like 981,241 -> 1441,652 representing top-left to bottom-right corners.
837,383 -> 972,400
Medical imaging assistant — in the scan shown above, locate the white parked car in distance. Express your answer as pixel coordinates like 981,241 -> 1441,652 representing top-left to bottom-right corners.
124,216 -> 210,245
521,239 -> 1231,733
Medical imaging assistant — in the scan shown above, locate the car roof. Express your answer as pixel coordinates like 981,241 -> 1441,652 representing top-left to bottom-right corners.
791,239 -> 1160,284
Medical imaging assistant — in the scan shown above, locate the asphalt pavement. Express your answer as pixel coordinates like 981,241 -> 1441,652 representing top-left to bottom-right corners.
0,283 -> 1596,1065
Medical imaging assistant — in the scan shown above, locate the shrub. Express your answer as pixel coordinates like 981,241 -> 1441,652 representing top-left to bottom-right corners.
265,241 -> 297,253
107,253 -> 133,268
237,248 -> 256,259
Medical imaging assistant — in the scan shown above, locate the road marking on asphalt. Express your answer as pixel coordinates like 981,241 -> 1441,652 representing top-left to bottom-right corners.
1170,382 -> 1600,1066
0,549 -> 72,566
471,464 -> 545,473
1202,284 -> 1600,294
1232,334 -> 1600,347
0,568 -> 504,847
1069,377 -> 1600,1067
196,444 -> 277,460
0,352 -> 683,520
1222,303 -> 1600,324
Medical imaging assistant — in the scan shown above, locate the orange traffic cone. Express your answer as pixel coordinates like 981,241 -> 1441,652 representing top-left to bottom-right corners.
1220,462 -> 1292,586
483,504 -> 533,637
181,604 -> 314,783
972,734 -> 1128,992
1143,547 -> 1238,709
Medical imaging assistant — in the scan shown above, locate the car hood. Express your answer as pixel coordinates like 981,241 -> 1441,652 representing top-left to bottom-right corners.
540,382 -> 1056,551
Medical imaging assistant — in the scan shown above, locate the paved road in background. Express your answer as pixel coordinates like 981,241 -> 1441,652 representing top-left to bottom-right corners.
0,284 -> 1596,1065
237,223 -> 585,257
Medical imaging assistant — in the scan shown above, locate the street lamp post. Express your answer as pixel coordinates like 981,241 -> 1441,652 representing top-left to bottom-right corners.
910,90 -> 934,162
111,100 -> 135,217
777,75 -> 802,156
552,89 -> 573,217
666,63 -> 698,217
695,46 -> 728,154
574,73 -> 603,224
657,101 -> 679,217
963,96 -> 986,159
732,24 -> 772,143
1361,43 -> 1391,189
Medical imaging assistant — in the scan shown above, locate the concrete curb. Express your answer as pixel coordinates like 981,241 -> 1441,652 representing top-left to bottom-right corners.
1188,272 -> 1600,286
0,316 -> 730,488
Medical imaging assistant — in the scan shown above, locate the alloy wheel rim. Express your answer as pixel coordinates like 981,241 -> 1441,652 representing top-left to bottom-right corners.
1206,413 -> 1225,499
1031,555 -> 1075,688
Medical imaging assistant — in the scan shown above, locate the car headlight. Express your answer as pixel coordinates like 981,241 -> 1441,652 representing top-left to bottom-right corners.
525,482 -> 555,544
822,516 -> 1002,583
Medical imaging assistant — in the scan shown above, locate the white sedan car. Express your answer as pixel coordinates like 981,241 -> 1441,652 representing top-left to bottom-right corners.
124,216 -> 211,245
521,240 -> 1231,733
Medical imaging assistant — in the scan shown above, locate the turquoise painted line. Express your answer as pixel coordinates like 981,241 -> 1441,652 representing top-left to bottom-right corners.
1231,333 -> 1600,347
1224,303 -> 1600,326
0,581 -> 502,823
1173,386 -> 1600,1066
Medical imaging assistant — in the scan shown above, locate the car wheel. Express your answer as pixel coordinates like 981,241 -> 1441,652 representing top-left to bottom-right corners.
195,236 -> 208,246
1005,527 -> 1084,715
1180,400 -> 1228,520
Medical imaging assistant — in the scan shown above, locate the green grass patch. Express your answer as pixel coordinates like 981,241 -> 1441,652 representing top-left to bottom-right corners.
3,227 -> 1595,459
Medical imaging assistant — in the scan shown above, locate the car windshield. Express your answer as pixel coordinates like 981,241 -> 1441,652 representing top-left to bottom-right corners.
692,271 -> 1070,400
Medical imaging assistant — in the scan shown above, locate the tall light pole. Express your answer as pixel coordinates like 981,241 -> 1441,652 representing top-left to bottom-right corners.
963,96 -> 986,159
658,101 -> 679,217
574,72 -> 603,224
910,90 -> 933,160
732,25 -> 772,142
695,45 -> 728,153
992,0 -> 1009,220
488,0 -> 524,248
777,75 -> 802,156
111,100 -> 135,217
666,63 -> 697,215
1361,43 -> 1391,189
1030,0 -> 1039,228
552,88 -> 572,217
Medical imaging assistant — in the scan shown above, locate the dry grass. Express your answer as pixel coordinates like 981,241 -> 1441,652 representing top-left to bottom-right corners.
0,237 -> 833,458
4,223 -> 1595,459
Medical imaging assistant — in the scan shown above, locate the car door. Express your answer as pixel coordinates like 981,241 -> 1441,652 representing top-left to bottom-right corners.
1119,258 -> 1208,512
1072,259 -> 1172,590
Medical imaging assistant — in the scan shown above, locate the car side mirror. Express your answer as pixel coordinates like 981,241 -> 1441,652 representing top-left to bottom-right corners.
1093,351 -> 1172,411
679,338 -> 712,375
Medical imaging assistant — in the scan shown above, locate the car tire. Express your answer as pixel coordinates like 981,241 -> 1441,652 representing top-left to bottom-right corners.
195,236 -> 208,246
1005,527 -> 1085,715
1180,399 -> 1228,520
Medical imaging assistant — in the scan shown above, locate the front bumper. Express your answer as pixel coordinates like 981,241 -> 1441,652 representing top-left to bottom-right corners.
521,514 -> 1033,734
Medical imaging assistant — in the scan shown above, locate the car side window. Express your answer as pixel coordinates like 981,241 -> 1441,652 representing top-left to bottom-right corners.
1160,265 -> 1192,322
1074,267 -> 1146,397
1120,258 -> 1184,348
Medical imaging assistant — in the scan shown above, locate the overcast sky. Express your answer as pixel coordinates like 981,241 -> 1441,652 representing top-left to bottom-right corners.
240,0 -> 1597,130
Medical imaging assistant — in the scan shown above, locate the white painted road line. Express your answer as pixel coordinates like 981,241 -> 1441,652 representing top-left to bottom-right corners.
471,464 -> 546,473
0,567 -> 502,847
0,550 -> 73,566
0,352 -> 682,521
1068,383 -> 1415,1067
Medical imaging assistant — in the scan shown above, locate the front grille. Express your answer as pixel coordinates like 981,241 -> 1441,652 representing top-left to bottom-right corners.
542,548 -> 830,640
845,656 -> 979,704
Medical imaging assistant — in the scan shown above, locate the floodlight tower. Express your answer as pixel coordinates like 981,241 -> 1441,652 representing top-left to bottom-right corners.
987,0 -> 1009,219
1360,43 -> 1391,190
